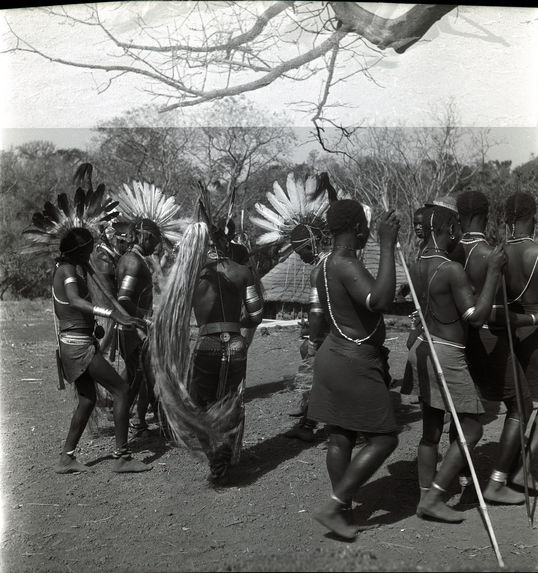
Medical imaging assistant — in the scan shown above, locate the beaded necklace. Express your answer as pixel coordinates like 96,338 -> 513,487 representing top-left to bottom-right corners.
460,232 -> 487,245
322,256 -> 381,345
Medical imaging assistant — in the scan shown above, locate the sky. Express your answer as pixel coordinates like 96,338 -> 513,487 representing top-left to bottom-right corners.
0,3 -> 537,166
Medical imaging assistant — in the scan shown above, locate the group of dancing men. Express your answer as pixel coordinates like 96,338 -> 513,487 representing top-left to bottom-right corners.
25,165 -> 538,541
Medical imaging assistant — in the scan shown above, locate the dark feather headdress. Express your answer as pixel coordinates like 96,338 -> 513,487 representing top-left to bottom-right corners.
22,164 -> 120,258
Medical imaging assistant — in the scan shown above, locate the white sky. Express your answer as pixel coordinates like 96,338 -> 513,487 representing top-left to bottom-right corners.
0,3 -> 537,166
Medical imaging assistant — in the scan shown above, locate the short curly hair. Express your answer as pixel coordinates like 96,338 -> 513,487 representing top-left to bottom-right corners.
505,192 -> 537,225
326,199 -> 367,234
456,190 -> 489,219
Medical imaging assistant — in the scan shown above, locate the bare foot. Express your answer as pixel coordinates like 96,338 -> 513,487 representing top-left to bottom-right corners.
484,480 -> 525,505
54,453 -> 91,474
112,455 -> 153,473
313,501 -> 358,540
417,498 -> 465,523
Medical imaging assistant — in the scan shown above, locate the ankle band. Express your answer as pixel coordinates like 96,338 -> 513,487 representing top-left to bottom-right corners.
112,448 -> 132,459
66,450 -> 76,457
490,470 -> 507,484
419,486 -> 430,492
431,482 -> 446,493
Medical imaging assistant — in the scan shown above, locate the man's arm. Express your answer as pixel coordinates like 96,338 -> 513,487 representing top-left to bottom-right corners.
450,246 -> 506,328
116,254 -> 144,318
306,265 -> 327,356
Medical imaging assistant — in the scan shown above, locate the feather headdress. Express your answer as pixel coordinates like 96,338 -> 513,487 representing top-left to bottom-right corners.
250,172 -> 334,261
22,165 -> 120,259
114,180 -> 189,248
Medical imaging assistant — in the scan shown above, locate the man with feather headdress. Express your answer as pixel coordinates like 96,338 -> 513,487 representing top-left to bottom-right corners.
23,176 -> 152,473
113,180 -> 186,435
250,171 -> 338,443
151,182 -> 264,487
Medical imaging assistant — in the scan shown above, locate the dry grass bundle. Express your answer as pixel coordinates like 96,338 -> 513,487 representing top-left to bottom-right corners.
151,222 -> 246,462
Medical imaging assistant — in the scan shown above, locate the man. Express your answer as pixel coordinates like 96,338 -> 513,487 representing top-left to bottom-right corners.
457,189 -> 535,504
503,191 -> 538,493
189,217 -> 264,485
407,199 -> 506,522
307,199 -> 401,540
284,222 -> 330,442
116,218 -> 161,434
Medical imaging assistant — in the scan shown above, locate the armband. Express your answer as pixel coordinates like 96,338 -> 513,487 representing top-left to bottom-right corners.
120,275 -> 137,293
93,306 -> 113,318
532,314 -> 536,327
309,287 -> 323,314
365,293 -> 373,312
64,276 -> 77,286
245,285 -> 263,319
461,306 -> 476,321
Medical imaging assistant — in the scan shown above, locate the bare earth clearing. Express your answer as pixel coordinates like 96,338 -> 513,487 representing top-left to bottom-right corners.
1,300 -> 537,573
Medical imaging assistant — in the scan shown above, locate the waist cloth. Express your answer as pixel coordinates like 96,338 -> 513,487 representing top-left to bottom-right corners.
58,332 -> 98,384
466,326 -> 530,402
307,332 -> 399,434
407,334 -> 484,414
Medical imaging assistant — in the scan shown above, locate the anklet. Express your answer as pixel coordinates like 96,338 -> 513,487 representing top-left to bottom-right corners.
431,482 -> 446,492
66,450 -> 76,457
419,486 -> 430,492
490,470 -> 508,484
112,448 -> 133,459
331,493 -> 346,505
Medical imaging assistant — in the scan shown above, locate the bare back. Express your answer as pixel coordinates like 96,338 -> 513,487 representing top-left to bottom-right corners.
193,258 -> 251,325
505,240 -> 538,308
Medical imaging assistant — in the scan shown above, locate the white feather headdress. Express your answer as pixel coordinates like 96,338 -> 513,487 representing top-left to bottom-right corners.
114,180 -> 190,247
250,173 -> 333,261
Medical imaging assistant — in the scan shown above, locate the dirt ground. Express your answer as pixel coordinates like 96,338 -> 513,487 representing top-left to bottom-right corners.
1,299 -> 537,573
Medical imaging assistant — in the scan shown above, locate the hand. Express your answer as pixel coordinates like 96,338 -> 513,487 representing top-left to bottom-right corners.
111,309 -> 146,330
487,244 -> 507,272
377,209 -> 400,247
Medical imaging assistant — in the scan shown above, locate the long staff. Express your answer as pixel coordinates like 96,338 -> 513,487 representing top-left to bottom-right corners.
381,196 -> 505,568
500,276 -> 535,526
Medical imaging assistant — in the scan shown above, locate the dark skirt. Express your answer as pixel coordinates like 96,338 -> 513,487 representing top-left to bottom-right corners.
466,326 -> 530,403
307,332 -> 399,434
407,335 -> 485,414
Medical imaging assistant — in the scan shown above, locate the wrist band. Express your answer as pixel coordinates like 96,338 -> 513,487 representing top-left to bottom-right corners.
93,306 -> 113,318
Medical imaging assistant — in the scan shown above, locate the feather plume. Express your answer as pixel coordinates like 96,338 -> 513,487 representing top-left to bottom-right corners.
22,182 -> 120,260
113,180 -> 187,247
250,172 -> 332,260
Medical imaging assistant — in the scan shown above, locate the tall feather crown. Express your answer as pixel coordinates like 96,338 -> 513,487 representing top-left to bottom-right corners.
250,172 -> 333,261
113,180 -> 188,247
22,164 -> 120,259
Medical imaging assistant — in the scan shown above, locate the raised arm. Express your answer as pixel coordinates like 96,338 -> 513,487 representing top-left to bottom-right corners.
368,210 -> 400,312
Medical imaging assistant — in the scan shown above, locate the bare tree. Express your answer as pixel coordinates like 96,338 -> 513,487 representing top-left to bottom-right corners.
3,2 -> 456,135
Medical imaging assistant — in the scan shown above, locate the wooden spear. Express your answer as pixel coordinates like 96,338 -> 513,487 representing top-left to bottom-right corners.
380,195 -> 505,568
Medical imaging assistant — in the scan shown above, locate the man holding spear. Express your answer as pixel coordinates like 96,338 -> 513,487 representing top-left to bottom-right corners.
406,198 -> 506,522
